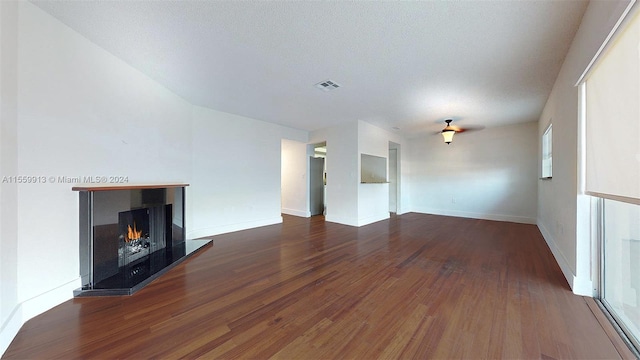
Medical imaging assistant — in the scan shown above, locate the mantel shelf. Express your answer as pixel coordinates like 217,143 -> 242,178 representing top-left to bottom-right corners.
72,183 -> 189,192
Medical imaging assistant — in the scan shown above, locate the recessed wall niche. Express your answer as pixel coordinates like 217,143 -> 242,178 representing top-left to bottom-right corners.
361,153 -> 387,183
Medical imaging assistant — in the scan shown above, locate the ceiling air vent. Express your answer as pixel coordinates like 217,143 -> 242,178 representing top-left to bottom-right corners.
314,79 -> 341,92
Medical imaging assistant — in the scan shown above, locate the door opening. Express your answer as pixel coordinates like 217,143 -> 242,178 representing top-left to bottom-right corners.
309,142 -> 326,217
389,142 -> 400,214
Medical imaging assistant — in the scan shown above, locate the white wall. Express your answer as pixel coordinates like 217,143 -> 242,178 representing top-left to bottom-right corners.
389,147 -> 399,212
537,0 -> 632,295
0,3 -> 193,353
357,121 -> 408,226
0,0 -> 20,354
309,121 -> 410,227
3,0 -> 628,355
281,139 -> 309,217
0,2 -> 307,355
409,121 -> 538,224
15,0 -> 193,307
310,122 -> 359,226
188,106 -> 306,239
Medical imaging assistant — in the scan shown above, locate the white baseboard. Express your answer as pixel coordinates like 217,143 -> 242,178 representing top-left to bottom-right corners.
412,208 -> 537,224
281,208 -> 310,217
324,215 -> 358,227
325,213 -> 390,227
0,307 -> 23,358
537,221 -> 592,295
1,278 -> 79,357
187,216 -> 283,239
357,213 -> 390,226
572,275 -> 594,297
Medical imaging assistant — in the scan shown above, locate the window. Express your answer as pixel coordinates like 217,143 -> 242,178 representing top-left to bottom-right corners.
541,123 -> 552,179
581,2 -> 640,353
602,199 -> 640,349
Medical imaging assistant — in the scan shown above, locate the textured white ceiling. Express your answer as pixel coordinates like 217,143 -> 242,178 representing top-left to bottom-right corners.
32,0 -> 588,137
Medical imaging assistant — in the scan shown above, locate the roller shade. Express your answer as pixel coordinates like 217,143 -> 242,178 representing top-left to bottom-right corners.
585,10 -> 640,203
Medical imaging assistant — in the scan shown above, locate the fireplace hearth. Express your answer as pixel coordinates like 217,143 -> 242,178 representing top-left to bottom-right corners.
73,184 -> 211,296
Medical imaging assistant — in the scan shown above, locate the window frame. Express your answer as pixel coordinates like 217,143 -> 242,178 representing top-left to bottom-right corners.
541,123 -> 553,179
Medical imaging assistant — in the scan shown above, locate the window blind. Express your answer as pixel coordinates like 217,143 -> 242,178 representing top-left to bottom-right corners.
585,9 -> 640,203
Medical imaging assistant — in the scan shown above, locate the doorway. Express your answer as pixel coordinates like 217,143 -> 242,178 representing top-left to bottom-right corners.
309,142 -> 326,216
389,142 -> 400,214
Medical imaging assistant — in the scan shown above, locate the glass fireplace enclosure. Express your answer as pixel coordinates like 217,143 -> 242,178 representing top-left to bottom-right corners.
77,186 -> 186,295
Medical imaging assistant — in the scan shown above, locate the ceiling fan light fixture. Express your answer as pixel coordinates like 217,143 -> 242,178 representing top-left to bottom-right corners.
441,119 -> 456,144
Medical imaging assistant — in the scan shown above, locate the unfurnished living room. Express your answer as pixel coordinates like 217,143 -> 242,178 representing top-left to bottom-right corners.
1,0 -> 640,359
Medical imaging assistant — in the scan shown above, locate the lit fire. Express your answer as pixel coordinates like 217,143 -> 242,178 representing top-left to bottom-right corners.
126,222 -> 143,242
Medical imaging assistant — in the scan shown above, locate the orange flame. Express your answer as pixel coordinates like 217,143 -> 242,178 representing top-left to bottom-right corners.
126,222 -> 143,242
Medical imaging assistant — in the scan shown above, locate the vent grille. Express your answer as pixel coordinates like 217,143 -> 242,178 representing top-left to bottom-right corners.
314,79 -> 341,92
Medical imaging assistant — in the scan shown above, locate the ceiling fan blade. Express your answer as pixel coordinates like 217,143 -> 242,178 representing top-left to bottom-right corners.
455,125 -> 485,133
431,122 -> 485,135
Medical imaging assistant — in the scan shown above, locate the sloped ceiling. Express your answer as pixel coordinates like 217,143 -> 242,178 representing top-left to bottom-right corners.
32,0 -> 588,138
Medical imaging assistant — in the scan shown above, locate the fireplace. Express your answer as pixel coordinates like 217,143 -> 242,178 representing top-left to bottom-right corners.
73,184 -> 210,296
119,207 -> 153,267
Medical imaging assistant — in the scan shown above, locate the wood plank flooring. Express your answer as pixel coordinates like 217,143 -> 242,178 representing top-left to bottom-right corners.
3,213 -> 634,359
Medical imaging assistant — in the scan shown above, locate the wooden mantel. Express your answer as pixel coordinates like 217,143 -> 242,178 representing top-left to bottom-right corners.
72,183 -> 189,192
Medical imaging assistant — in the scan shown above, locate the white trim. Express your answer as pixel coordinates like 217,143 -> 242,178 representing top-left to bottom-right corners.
412,208 -> 537,225
0,307 -> 23,358
538,222 -> 574,288
187,216 -> 283,239
537,222 -> 593,296
575,0 -> 637,85
542,123 -> 553,179
20,278 -> 80,321
585,192 -> 640,207
357,213 -> 390,227
572,275 -> 594,297
575,82 -> 595,297
281,208 -> 310,218
591,197 -> 602,297
578,83 -> 587,193
1,278 -> 80,357
324,215 -> 359,227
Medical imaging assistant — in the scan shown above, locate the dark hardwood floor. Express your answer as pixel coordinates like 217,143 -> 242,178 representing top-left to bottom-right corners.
3,213 -> 634,359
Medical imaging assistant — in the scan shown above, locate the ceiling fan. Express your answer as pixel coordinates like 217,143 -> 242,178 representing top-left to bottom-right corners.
438,119 -> 484,144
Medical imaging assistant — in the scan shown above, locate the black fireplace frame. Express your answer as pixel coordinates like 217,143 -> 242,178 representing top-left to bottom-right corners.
73,184 -> 210,297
